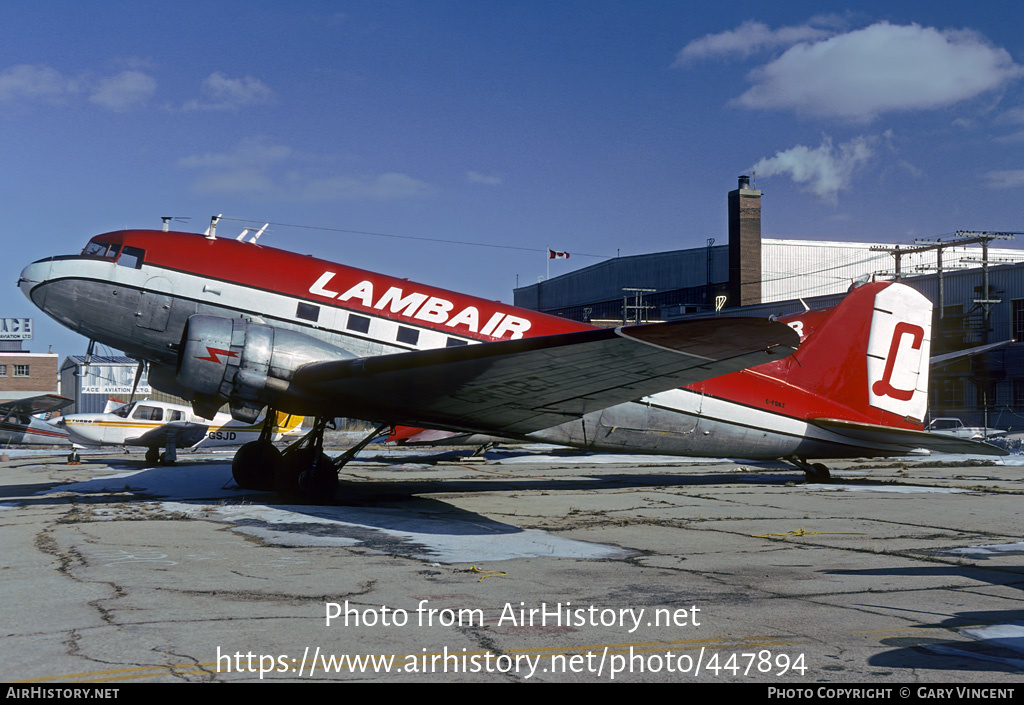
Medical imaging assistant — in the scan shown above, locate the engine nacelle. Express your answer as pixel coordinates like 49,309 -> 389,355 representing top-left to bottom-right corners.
176,315 -> 355,421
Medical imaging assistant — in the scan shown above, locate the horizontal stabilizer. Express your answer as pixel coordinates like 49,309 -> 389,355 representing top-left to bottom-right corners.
293,317 -> 799,436
811,418 -> 1008,457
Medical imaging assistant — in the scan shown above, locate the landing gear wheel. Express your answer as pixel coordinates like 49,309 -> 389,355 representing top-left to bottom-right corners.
805,463 -> 831,483
298,449 -> 339,503
145,447 -> 159,465
275,447 -> 337,502
232,442 -> 281,491
274,448 -> 307,498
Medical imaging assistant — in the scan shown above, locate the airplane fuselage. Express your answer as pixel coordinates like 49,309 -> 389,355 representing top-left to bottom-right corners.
0,417 -> 69,447
20,229 -> 934,462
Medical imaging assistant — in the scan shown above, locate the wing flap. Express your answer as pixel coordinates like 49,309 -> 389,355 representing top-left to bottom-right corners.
811,417 -> 1008,457
292,317 -> 799,435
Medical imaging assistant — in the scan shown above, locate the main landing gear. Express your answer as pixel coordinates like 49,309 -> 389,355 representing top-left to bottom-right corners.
789,457 -> 832,483
231,414 -> 391,503
145,444 -> 178,466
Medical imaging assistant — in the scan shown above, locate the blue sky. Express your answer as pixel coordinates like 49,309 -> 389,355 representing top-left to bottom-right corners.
5,1 -> 1024,357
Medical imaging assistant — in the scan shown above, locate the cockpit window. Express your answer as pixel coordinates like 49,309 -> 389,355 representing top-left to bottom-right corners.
82,241 -> 120,259
117,246 -> 145,269
111,402 -> 135,418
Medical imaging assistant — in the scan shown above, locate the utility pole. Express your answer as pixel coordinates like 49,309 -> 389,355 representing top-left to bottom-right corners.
622,287 -> 656,325
953,230 -> 1019,344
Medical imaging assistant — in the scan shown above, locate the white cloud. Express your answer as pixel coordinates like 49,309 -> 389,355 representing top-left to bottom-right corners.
467,171 -> 502,185
88,70 -> 156,111
300,173 -> 431,201
0,64 -> 78,103
674,20 -> 833,64
177,136 -> 292,169
179,138 -> 430,201
0,64 -> 159,112
750,135 -> 876,202
182,72 -> 275,111
982,170 -> 1024,189
734,22 -> 1024,121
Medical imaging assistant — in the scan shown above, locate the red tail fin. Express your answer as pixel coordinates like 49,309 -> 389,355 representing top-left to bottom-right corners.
778,281 -> 931,425
703,281 -> 932,428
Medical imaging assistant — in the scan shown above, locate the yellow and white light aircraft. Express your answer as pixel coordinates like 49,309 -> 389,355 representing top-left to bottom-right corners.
55,399 -> 303,464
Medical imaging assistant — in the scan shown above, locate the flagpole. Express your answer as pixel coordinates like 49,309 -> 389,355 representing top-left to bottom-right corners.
546,247 -> 549,281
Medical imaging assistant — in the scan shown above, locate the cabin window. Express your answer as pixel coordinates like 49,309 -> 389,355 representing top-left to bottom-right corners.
117,246 -> 145,269
396,326 -> 419,346
132,405 -> 163,421
168,410 -> 184,421
346,314 -> 370,334
446,337 -> 468,348
296,302 -> 320,322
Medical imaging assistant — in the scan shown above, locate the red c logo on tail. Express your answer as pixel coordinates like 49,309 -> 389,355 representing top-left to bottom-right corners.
871,322 -> 924,401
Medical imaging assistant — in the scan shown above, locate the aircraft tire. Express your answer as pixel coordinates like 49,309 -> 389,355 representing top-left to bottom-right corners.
233,442 -> 281,491
298,450 -> 339,504
807,463 -> 832,483
145,447 -> 160,465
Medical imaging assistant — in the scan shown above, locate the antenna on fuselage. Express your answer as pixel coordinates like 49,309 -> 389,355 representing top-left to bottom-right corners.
204,214 -> 222,240
235,223 -> 268,243
161,216 -> 190,232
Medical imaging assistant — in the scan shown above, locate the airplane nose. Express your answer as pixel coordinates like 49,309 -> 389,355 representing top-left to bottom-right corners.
18,259 -> 52,305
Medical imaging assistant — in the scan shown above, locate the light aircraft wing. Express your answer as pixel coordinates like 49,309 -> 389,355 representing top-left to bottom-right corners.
930,340 -> 1012,368
292,317 -> 799,436
810,418 -> 1008,457
0,394 -> 74,418
126,422 -> 210,449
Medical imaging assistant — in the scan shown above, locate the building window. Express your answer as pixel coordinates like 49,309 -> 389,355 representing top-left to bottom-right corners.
13,364 -> 29,377
0,365 -> 6,376
935,377 -> 966,411
396,326 -> 419,346
346,314 -> 370,334
1013,299 -> 1024,341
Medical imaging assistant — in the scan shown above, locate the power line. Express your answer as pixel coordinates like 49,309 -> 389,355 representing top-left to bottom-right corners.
219,216 -> 615,259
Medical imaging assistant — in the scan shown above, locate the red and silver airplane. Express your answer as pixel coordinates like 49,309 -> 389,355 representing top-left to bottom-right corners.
17,226 -> 1002,500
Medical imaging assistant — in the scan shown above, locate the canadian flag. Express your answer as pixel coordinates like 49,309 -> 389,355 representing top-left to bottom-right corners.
548,249 -> 570,259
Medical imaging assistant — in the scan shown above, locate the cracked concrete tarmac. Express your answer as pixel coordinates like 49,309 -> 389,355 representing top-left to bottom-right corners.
1,449 -> 1022,683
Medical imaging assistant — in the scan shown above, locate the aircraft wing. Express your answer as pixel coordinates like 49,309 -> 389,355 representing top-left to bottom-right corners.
810,418 -> 1008,457
931,340 -> 1011,368
292,317 -> 799,436
126,422 -> 211,449
0,394 -> 74,418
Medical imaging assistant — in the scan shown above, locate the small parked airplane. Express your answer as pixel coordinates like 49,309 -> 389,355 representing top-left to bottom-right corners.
18,225 -> 1004,500
0,394 -> 72,447
54,399 -> 303,464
